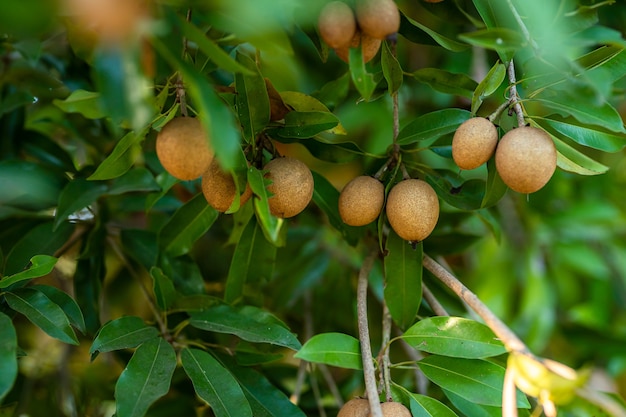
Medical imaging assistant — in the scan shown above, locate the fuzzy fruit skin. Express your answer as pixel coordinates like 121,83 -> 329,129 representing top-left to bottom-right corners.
370,401 -> 412,417
264,157 -> 314,218
334,30 -> 382,63
156,117 -> 213,180
355,0 -> 400,40
452,117 -> 498,170
201,159 -> 252,213
339,176 -> 385,226
318,1 -> 357,49
338,398 -> 370,417
495,126 -> 556,194
386,179 -> 439,242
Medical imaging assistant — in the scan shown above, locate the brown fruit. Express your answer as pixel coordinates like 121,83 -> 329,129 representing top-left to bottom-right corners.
386,179 -> 439,242
452,117 -> 498,170
318,1 -> 357,49
334,31 -> 382,64
156,117 -> 213,181
355,0 -> 400,40
201,159 -> 252,213
264,157 -> 314,218
370,401 -> 412,417
495,126 -> 557,194
338,176 -> 385,226
338,398 -> 370,417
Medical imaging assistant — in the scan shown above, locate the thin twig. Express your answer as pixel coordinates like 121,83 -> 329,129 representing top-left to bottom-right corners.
422,282 -> 449,316
380,304 -> 393,401
394,327 -> 429,394
507,60 -> 526,128
357,251 -> 383,417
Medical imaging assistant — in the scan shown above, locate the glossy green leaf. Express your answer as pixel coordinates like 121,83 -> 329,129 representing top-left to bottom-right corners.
159,193 -> 219,257
349,45 -> 377,101
382,41 -> 403,95
189,304 -> 301,350
411,68 -> 477,98
90,316 -> 159,360
459,28 -> 525,58
311,73 -> 351,110
181,348 -> 253,417
235,51 -> 270,142
532,116 -> 626,152
115,337 -> 176,417
553,137 -> 609,175
0,254 -> 57,288
409,392 -> 459,417
54,178 -> 108,230
150,267 -> 177,310
444,390 -> 503,417
31,285 -> 86,334
248,166 -> 284,246
418,355 -> 530,408
397,109 -> 471,146
426,175 -> 484,211
402,316 -> 506,358
0,312 -> 18,403
225,216 -> 276,304
579,46 -> 626,83
106,167 -> 160,195
294,332 -> 362,370
5,287 -> 78,345
384,231 -> 422,330
52,89 -> 105,119
88,130 -> 146,180
481,158 -> 507,208
472,61 -> 506,115
276,111 -> 339,139
400,13 -> 468,52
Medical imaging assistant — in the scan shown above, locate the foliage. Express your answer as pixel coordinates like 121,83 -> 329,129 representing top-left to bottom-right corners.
1,0 -> 626,416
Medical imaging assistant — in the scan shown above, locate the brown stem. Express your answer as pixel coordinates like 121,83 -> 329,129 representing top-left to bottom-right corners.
507,60 -> 526,128
422,282 -> 449,316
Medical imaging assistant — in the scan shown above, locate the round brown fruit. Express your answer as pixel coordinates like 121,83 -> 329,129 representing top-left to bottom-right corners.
318,1 -> 357,49
338,176 -> 384,226
371,401 -> 412,417
201,159 -> 252,213
334,31 -> 382,64
355,0 -> 400,40
156,116 -> 213,181
495,126 -> 556,194
386,179 -> 439,242
338,398 -> 370,417
452,117 -> 498,170
264,157 -> 314,218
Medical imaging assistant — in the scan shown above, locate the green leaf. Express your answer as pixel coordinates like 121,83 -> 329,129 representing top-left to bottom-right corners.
384,231 -> 422,330
31,285 -> 86,334
121,229 -> 159,271
481,158 -> 507,208
52,89 -> 106,119
349,45 -> 377,101
418,355 -> 530,408
5,288 -> 78,345
90,316 -> 159,360
54,178 -> 108,230
88,130 -> 146,180
106,167 -> 160,195
225,216 -> 276,304
472,61 -> 506,115
235,51 -> 270,142
426,174 -> 484,211
402,317 -> 506,359
115,338 -> 176,417
411,68 -> 477,98
397,109 -> 471,146
400,13 -> 468,52
0,312 -> 18,403
248,166 -> 284,245
409,392 -> 459,417
181,348 -> 253,417
459,28 -> 525,59
189,304 -> 301,350
553,137 -> 609,175
382,41 -> 403,95
276,111 -> 339,139
294,333 -> 362,370
278,91 -> 346,134
159,193 -> 219,257
150,267 -> 177,311
0,254 -> 57,288
0,160 -> 66,212
532,116 -> 626,152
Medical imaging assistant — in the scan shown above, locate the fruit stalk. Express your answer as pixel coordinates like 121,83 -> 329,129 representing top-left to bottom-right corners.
507,60 -> 526,128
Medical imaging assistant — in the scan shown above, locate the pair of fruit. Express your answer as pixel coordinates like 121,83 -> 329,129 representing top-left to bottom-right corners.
451,118 -> 557,194
337,398 -> 411,417
155,116 -> 314,217
338,175 -> 439,243
318,0 -> 400,63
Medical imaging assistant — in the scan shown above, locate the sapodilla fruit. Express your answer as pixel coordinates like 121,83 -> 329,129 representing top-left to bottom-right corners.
264,157 -> 314,218
338,176 -> 384,226
386,179 -> 439,242
452,117 -> 498,170
355,0 -> 400,40
337,398 -> 370,417
334,30 -> 382,64
318,1 -> 357,49
371,401 -> 412,417
201,159 -> 252,213
156,116 -> 213,180
495,126 -> 557,194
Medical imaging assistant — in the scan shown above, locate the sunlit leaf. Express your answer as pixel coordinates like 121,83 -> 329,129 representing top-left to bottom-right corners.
248,166 -> 284,246
90,316 -> 159,360
0,255 -> 57,288
553,137 -> 609,175
88,130 -> 146,180
295,333 -> 362,370
532,116 -> 626,152
397,109 -> 471,146
472,61 -> 506,115
52,89 -> 105,119
276,111 -> 339,139
409,392 -> 459,417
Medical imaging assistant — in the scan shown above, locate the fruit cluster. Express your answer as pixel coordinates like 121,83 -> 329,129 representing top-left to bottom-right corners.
318,0 -> 400,63
155,116 -> 314,218
337,398 -> 412,417
451,118 -> 557,194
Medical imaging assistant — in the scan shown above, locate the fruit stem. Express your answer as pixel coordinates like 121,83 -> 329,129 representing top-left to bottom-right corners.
357,250 -> 384,417
487,96 -> 514,124
507,60 -> 526,128
176,9 -> 193,117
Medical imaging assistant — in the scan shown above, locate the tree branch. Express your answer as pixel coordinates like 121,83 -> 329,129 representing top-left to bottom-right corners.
507,60 -> 526,128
